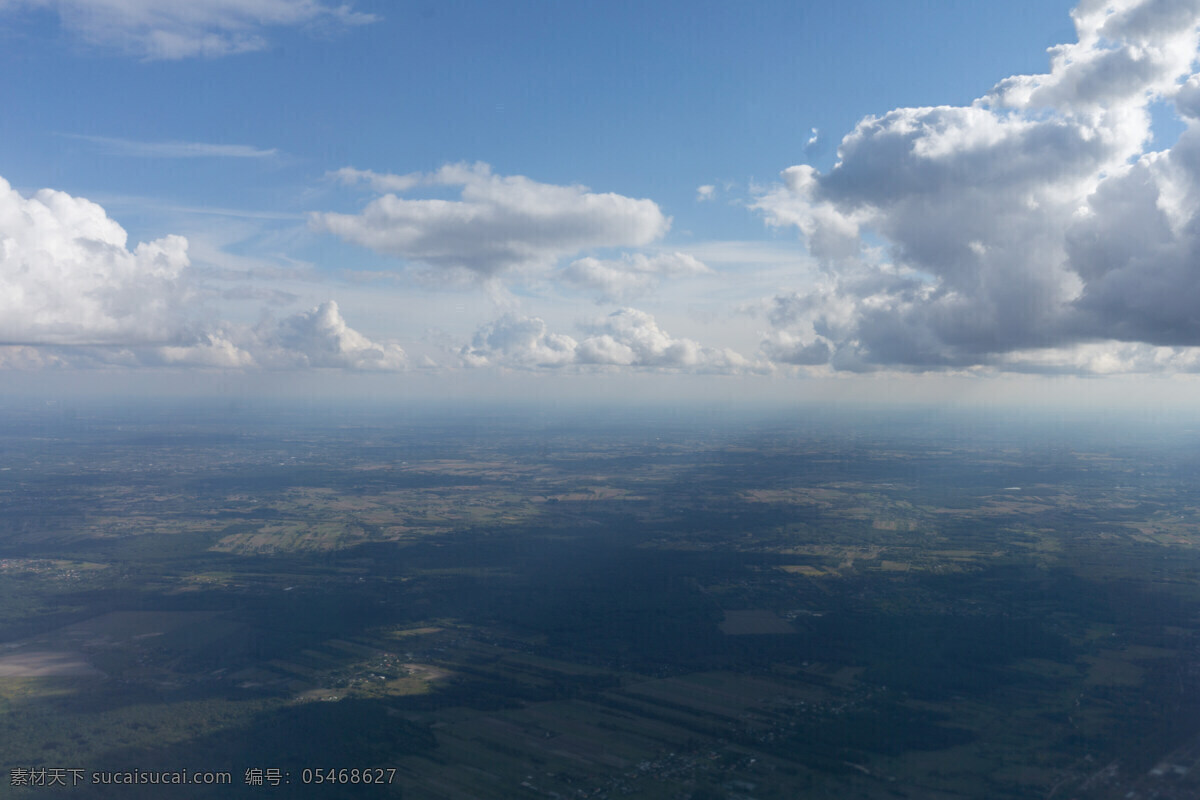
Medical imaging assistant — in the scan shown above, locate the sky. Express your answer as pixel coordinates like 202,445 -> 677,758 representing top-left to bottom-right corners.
5,0 -> 1200,408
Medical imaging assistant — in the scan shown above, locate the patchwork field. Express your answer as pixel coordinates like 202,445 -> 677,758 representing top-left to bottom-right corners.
0,408 -> 1198,798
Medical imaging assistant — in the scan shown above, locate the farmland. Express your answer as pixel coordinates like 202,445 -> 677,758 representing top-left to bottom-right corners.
1,403 -> 1199,797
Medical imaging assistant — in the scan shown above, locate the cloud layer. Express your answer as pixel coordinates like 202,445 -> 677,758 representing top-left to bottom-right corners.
0,176 -> 405,370
754,0 -> 1200,374
559,252 -> 711,302
0,175 -> 733,376
461,309 -> 756,374
314,163 -> 670,280
3,0 -> 374,59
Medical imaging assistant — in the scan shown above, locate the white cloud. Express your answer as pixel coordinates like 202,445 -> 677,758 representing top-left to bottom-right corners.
803,127 -> 825,159
997,342 -> 1200,375
312,162 -> 670,280
0,346 -> 70,370
760,330 -> 832,367
3,0 -> 375,59
461,308 -> 758,374
577,308 -> 752,371
460,314 -> 578,368
752,0 -> 1200,374
696,184 -> 716,202
988,0 -> 1199,112
248,301 -> 407,370
1172,72 -> 1200,118
147,332 -> 258,368
559,252 -> 711,302
328,167 -> 423,194
0,174 -> 192,346
0,175 -> 405,371
0,304 -> 409,372
65,134 -> 278,158
756,164 -> 865,265
683,240 -> 817,269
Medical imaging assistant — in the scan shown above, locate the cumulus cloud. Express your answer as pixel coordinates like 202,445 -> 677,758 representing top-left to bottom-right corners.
577,308 -> 752,371
696,184 -> 716,202
559,251 -> 711,302
144,332 -> 258,369
0,175 -> 404,371
245,301 -> 407,370
760,330 -> 832,366
313,162 -> 670,280
460,314 -> 578,368
461,308 -> 756,373
752,0 -> 1200,374
0,175 -> 192,346
2,0 -> 375,59
0,303 -> 408,372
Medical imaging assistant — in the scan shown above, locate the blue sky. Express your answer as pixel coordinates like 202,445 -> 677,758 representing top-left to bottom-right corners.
4,0 -> 1200,406
2,1 -> 1076,227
